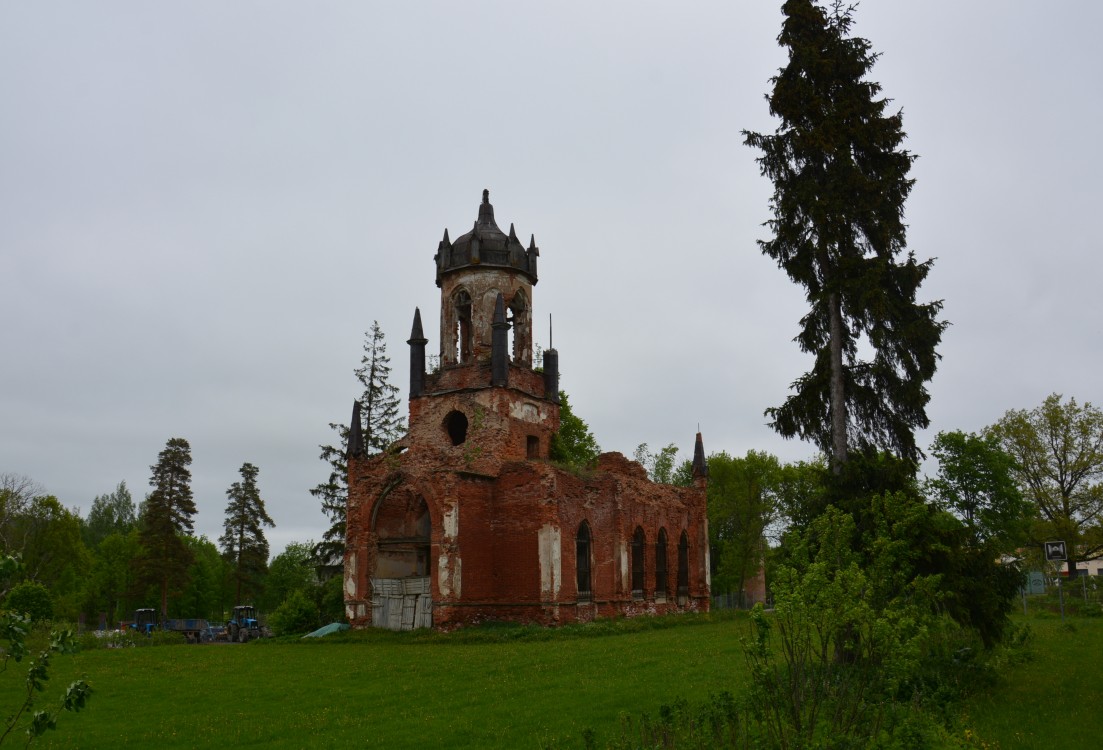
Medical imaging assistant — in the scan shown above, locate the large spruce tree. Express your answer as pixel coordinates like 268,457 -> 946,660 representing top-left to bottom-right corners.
311,321 -> 403,563
135,437 -> 197,619
744,0 -> 945,470
220,462 -> 274,603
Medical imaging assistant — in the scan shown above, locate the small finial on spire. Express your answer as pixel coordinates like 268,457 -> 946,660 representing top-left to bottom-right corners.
442,228 -> 450,245
508,223 -> 518,241
482,188 -> 490,204
549,313 -> 553,349
529,234 -> 536,250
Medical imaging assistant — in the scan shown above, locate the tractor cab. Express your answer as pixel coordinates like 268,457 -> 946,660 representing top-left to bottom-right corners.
228,605 -> 261,642
130,608 -> 157,636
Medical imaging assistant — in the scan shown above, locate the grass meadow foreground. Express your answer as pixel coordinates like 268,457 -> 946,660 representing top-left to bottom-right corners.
2,611 -> 1100,749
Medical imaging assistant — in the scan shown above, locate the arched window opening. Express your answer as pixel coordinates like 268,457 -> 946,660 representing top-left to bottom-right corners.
576,522 -> 592,601
631,527 -> 645,599
454,290 -> 473,364
444,410 -> 468,446
677,531 -> 690,600
509,290 -> 531,365
655,528 -> 668,598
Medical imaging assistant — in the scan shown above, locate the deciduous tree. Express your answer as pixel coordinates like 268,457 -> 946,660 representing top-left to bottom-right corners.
84,481 -> 136,548
989,394 -> 1103,577
707,451 -> 781,603
548,391 -> 600,469
744,0 -> 945,470
926,430 -> 1030,551
135,437 -> 197,619
220,462 -> 274,604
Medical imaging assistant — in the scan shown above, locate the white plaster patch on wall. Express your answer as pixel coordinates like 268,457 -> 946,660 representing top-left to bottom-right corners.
438,553 -> 451,597
703,519 -> 712,589
344,552 -> 358,597
443,503 -> 459,540
509,400 -> 544,423
538,523 -> 562,598
437,551 -> 462,598
618,541 -> 628,592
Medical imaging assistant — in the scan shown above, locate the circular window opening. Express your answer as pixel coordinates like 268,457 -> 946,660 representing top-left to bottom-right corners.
444,410 -> 468,445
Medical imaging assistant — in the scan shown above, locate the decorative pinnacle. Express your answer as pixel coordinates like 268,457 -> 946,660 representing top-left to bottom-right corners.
482,188 -> 490,204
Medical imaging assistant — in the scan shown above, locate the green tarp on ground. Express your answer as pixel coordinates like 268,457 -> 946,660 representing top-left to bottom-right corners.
301,622 -> 351,638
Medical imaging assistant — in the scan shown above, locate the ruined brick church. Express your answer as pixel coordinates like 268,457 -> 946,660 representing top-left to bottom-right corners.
343,191 -> 711,630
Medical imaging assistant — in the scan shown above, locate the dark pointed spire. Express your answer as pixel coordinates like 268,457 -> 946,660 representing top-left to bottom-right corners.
442,228 -> 451,247
348,401 -> 365,459
692,432 -> 708,480
508,223 -> 518,242
528,234 -> 537,251
408,308 -> 428,399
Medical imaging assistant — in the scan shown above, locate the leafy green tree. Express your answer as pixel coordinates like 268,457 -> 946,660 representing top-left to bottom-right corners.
633,443 -> 680,484
219,463 -> 274,603
707,451 -> 781,602
743,0 -> 945,470
926,430 -> 1031,551
175,536 -> 228,620
258,542 -> 316,613
989,394 -> 1103,577
83,530 -> 141,628
268,589 -> 320,636
549,391 -> 601,469
4,581 -> 52,623
312,322 -> 404,564
135,437 -> 197,619
84,481 -> 136,548
0,554 -> 91,745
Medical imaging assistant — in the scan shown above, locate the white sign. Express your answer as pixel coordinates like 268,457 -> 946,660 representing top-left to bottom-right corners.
1045,540 -> 1067,561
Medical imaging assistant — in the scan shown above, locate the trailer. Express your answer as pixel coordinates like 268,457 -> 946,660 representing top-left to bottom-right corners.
163,618 -> 211,644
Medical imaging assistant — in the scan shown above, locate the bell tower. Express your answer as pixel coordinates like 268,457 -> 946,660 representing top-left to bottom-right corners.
405,190 -> 559,464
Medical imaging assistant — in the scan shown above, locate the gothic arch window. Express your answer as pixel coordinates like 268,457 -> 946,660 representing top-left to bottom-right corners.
655,528 -> 668,598
576,522 -> 592,601
677,530 -> 690,599
631,527 -> 645,599
509,289 -> 531,365
453,289 -> 473,364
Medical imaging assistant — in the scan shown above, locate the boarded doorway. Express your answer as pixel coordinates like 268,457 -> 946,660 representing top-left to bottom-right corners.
370,489 -> 432,630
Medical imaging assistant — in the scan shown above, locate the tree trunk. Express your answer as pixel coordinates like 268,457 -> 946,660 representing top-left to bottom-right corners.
828,291 -> 848,471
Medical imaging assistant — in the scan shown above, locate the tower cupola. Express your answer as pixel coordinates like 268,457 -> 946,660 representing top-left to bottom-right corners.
434,189 -> 539,288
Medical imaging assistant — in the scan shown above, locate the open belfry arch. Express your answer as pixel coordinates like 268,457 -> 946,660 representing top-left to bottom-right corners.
344,191 -> 711,630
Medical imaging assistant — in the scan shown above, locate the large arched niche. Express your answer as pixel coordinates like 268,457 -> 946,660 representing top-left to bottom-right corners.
370,484 -> 433,578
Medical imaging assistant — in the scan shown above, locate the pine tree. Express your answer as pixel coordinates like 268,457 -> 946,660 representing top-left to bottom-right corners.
135,437 -> 197,619
219,462 -> 274,603
743,0 -> 946,470
311,322 -> 404,562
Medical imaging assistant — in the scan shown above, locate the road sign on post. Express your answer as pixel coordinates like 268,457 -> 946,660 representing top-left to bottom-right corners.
1045,541 -> 1067,561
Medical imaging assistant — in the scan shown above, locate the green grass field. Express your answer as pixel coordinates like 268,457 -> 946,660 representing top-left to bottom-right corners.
3,612 -> 1099,749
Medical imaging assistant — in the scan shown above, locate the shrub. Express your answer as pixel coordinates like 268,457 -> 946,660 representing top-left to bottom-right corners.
269,590 -> 320,636
5,581 -> 53,623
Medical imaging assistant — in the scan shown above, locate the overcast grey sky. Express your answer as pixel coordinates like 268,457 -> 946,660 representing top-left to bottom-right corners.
3,1 -> 1101,557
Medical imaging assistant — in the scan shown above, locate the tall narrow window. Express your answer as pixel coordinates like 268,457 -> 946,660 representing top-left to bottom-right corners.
655,528 -> 668,598
677,531 -> 690,599
509,290 -> 531,365
526,435 -> 540,459
454,290 -> 473,363
631,527 -> 645,599
576,522 -> 592,601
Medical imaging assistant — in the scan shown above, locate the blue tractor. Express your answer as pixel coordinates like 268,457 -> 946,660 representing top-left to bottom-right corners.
129,608 -> 157,636
227,605 -> 261,643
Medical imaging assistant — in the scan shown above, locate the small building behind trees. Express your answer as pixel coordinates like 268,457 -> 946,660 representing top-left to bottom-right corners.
343,191 -> 710,630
